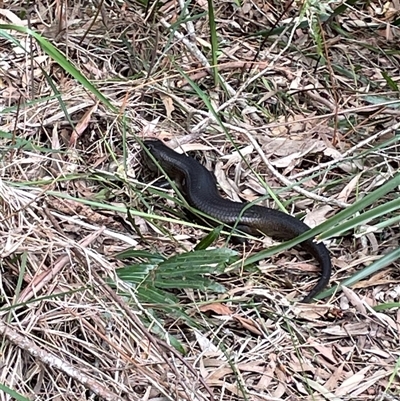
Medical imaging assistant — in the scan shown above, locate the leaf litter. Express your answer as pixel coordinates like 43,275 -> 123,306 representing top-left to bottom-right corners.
0,0 -> 400,400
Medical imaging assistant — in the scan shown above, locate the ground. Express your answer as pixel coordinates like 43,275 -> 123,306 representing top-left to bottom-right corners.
0,0 -> 400,400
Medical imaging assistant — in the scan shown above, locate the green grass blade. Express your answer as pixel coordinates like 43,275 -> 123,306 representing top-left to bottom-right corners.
0,24 -> 116,111
317,247 -> 400,299
207,0 -> 218,85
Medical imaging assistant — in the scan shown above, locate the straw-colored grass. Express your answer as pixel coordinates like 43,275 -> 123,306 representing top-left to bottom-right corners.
0,1 -> 399,400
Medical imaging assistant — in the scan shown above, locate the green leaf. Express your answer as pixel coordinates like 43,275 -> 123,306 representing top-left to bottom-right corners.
364,96 -> 400,108
115,248 -> 235,297
195,225 -> 223,250
321,197 -> 400,239
381,71 -> 399,91
115,249 -> 165,262
244,172 -> 400,266
0,25 -> 116,111
136,285 -> 180,305
0,384 -> 30,401
373,302 -> 400,312
114,264 -> 157,282
207,0 -> 218,85
331,0 -> 359,17
0,130 -> 54,152
153,277 -> 225,292
317,247 -> 400,299
160,248 -> 236,271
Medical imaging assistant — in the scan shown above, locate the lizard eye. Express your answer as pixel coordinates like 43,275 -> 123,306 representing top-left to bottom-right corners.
143,141 -> 154,152
143,140 -> 160,150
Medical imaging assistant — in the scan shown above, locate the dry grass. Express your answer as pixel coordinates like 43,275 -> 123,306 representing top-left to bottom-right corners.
0,0 -> 400,400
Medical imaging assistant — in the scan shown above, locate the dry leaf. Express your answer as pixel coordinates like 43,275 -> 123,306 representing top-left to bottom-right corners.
335,366 -> 370,396
160,94 -> 175,118
199,303 -> 234,316
337,173 -> 361,202
233,315 -> 262,336
69,104 -> 98,146
303,205 -> 333,227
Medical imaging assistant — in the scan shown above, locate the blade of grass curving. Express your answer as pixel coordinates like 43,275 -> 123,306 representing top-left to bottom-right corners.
0,287 -> 91,313
195,225 -> 223,250
0,94 -> 61,114
316,247 -> 400,300
10,252 -> 27,317
373,302 -> 400,312
135,287 -> 194,353
40,65 -> 76,129
131,283 -> 209,337
384,355 -> 400,397
207,0 -> 218,85
0,25 -> 116,112
364,96 -> 400,108
0,384 -> 30,401
243,171 -> 400,266
0,130 -> 54,152
320,197 -> 400,239
381,71 -> 399,91
362,214 -> 400,233
143,309 -> 187,355
174,65 -> 222,124
331,0 -> 361,18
